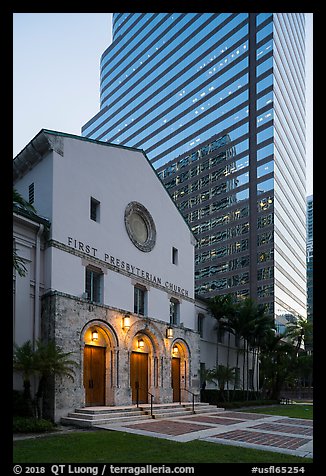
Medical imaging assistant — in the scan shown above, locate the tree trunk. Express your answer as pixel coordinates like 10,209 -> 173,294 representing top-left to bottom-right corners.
226,332 -> 231,401
35,375 -> 46,419
23,379 -> 34,417
216,323 -> 219,369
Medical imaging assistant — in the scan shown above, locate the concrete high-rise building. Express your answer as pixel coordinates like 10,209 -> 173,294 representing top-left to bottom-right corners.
82,13 -> 307,330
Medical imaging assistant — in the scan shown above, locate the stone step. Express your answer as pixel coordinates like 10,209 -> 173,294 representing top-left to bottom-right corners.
61,402 -> 224,428
74,407 -> 142,417
74,405 -> 144,415
61,413 -> 152,427
66,410 -> 144,420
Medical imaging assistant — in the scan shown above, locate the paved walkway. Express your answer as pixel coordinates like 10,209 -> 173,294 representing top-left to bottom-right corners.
95,410 -> 313,459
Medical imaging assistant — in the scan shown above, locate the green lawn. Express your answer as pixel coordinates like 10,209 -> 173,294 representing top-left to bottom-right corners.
13,429 -> 312,464
13,404 -> 313,464
243,404 -> 313,420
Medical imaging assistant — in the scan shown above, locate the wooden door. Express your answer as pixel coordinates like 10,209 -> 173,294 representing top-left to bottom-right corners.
84,345 -> 105,406
130,352 -> 148,404
172,357 -> 181,402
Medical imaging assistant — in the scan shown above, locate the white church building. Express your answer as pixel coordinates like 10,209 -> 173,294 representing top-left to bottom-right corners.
13,130 -> 256,422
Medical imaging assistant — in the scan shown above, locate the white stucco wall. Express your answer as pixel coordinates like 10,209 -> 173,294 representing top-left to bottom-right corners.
13,213 -> 46,346
14,132 -> 196,329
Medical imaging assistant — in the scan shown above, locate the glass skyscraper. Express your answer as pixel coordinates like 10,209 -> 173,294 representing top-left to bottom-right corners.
82,13 -> 307,329
306,195 -> 313,328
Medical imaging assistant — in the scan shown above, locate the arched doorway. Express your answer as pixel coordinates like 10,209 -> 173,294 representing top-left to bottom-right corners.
171,356 -> 181,402
171,343 -> 181,402
125,319 -> 166,405
171,340 -> 189,402
130,334 -> 149,404
82,322 -> 117,407
84,344 -> 105,406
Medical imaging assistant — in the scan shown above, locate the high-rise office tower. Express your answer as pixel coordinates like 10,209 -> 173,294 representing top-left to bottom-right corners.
306,195 -> 313,328
82,13 -> 307,330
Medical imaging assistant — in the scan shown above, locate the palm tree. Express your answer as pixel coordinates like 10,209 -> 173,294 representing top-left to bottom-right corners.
204,365 -> 235,402
286,315 -> 313,356
13,339 -> 78,419
13,188 -> 37,277
13,188 -> 36,214
13,340 -> 36,416
259,329 -> 295,400
249,309 -> 275,397
33,339 -> 78,419
227,297 -> 252,392
205,294 -> 236,369
227,297 -> 274,398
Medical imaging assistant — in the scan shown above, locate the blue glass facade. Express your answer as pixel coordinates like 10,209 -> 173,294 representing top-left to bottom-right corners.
82,13 -> 307,326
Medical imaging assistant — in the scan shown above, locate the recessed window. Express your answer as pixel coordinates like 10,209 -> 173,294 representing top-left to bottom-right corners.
85,266 -> 103,303
198,313 -> 205,338
172,247 -> 178,265
134,285 -> 147,316
90,197 -> 100,222
170,298 -> 180,325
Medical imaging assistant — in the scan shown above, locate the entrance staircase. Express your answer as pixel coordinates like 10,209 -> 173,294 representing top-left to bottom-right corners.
61,402 -> 224,428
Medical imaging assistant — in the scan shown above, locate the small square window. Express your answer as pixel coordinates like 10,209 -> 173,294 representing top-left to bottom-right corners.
90,197 -> 100,222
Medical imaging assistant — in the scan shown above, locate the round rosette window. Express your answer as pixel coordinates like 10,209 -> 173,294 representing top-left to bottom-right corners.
124,202 -> 156,252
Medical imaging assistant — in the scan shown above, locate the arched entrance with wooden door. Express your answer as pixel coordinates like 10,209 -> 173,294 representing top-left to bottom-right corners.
82,321 -> 118,407
126,319 -> 165,405
130,349 -> 148,404
84,344 -> 106,406
130,332 -> 152,404
171,340 -> 190,402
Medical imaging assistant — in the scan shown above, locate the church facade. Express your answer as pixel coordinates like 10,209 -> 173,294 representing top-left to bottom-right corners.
13,130 -> 256,422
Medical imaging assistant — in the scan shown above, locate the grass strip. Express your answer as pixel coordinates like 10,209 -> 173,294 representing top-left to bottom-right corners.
14,430 -> 312,464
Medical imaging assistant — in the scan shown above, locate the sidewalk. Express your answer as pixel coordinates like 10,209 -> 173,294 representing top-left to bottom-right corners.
95,409 -> 313,459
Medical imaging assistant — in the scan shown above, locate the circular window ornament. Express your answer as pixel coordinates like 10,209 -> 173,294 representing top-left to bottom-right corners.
124,202 -> 156,252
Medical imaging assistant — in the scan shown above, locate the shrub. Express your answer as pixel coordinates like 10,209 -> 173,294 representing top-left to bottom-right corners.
201,389 -> 263,404
13,416 -> 57,433
13,390 -> 33,417
217,399 -> 279,409
200,389 -> 279,408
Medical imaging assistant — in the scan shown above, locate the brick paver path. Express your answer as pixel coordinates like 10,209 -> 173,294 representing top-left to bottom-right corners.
251,422 -> 313,436
273,418 -> 313,427
210,429 -> 310,449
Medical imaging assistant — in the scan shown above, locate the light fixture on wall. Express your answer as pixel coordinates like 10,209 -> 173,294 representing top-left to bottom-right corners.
166,326 -> 174,339
172,345 -> 179,355
137,338 -> 145,349
122,314 -> 131,329
92,330 -> 99,341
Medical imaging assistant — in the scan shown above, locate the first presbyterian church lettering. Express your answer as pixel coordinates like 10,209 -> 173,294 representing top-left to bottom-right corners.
67,236 -> 189,297
105,253 -> 162,286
